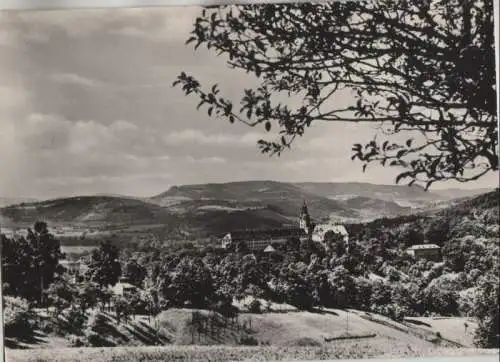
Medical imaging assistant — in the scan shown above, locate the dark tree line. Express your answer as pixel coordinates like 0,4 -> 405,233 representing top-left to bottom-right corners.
2,202 -> 499,348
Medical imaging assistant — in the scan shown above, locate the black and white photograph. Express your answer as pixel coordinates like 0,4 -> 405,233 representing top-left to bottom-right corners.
0,1 -> 498,361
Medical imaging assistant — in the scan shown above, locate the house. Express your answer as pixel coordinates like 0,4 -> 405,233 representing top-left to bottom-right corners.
263,245 -> 276,253
407,244 -> 441,262
220,227 -> 307,251
219,201 -> 350,253
112,279 -> 137,297
59,259 -> 88,275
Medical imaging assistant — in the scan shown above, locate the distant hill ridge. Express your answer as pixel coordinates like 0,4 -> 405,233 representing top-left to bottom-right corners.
1,182 -> 495,230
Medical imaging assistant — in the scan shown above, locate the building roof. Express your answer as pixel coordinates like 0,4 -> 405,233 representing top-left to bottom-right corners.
313,223 -> 348,236
59,260 -> 79,265
229,227 -> 305,242
263,245 -> 276,253
408,244 -> 441,250
113,282 -> 136,290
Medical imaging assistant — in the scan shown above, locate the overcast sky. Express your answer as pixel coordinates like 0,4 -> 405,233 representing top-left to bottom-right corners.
0,6 -> 498,199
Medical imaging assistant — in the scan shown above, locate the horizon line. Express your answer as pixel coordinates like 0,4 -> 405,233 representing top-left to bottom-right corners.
3,179 -> 497,201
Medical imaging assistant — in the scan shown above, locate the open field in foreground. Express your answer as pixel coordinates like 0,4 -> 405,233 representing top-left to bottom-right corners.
5,308 -> 495,361
5,345 -> 499,362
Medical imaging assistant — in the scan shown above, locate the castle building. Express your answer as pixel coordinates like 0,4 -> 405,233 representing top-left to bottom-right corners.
220,227 -> 307,251
220,201 -> 350,252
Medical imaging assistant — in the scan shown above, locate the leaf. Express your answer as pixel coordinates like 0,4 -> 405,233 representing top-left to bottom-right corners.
265,122 -> 271,132
395,172 -> 411,184
362,164 -> 367,172
229,116 -> 235,124
406,139 -> 413,148
208,107 -> 213,117
186,36 -> 197,45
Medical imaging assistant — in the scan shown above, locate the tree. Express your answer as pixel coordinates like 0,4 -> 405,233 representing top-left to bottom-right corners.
279,265 -> 315,310
174,1 -> 497,189
1,234 -> 37,300
425,218 -> 451,246
163,256 -> 215,308
45,277 -> 77,315
328,266 -> 356,308
324,230 -> 346,256
86,240 -> 121,287
28,222 -> 65,303
473,273 -> 499,348
76,282 -> 101,314
2,222 -> 64,304
122,259 -> 147,288
285,236 -> 301,253
422,284 -> 459,316
3,296 -> 36,339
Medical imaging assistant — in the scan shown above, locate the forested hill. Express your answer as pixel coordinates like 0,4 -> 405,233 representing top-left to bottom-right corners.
346,188 -> 499,245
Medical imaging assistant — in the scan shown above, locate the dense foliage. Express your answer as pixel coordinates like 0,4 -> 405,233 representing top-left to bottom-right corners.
2,222 -> 64,303
2,191 -> 498,347
174,0 -> 497,189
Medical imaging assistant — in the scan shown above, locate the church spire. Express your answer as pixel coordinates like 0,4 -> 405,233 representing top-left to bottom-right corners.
299,200 -> 311,234
301,199 -> 308,215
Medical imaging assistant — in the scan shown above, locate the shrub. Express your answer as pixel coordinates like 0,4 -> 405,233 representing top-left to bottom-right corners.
86,331 -> 103,347
3,296 -> 35,338
291,337 -> 322,346
247,299 -> 262,313
69,335 -> 85,347
65,306 -> 87,332
239,335 -> 259,346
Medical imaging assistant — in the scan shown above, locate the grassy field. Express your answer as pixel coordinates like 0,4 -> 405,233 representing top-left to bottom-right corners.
5,344 -> 499,362
405,317 -> 478,347
5,307 -> 494,362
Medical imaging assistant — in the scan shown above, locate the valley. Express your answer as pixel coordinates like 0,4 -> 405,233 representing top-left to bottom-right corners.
0,181 -> 491,250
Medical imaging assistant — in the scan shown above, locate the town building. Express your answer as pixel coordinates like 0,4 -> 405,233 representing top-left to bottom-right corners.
220,227 -> 307,251
59,259 -> 89,275
112,278 -> 138,297
406,243 -> 441,262
220,201 -> 350,252
311,222 -> 349,251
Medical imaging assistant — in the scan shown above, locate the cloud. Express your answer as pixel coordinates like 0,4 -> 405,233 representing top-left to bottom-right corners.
19,113 -> 165,161
108,7 -> 201,42
50,73 -> 105,88
183,156 -> 227,164
1,7 -> 497,199
12,7 -> 201,40
163,129 -> 266,147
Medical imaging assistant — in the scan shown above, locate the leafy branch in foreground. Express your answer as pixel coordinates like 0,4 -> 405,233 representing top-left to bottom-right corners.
173,0 -> 497,189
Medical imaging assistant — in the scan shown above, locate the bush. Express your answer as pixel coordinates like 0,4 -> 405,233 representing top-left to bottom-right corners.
69,335 -> 85,347
239,335 -> 259,346
247,299 -> 262,313
65,306 -> 87,332
290,337 -> 322,347
85,312 -> 108,336
3,296 -> 35,338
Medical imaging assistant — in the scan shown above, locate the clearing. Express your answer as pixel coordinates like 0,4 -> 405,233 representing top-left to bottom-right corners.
5,307 -> 494,361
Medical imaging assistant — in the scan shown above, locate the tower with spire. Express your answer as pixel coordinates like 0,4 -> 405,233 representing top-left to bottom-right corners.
299,200 -> 312,236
